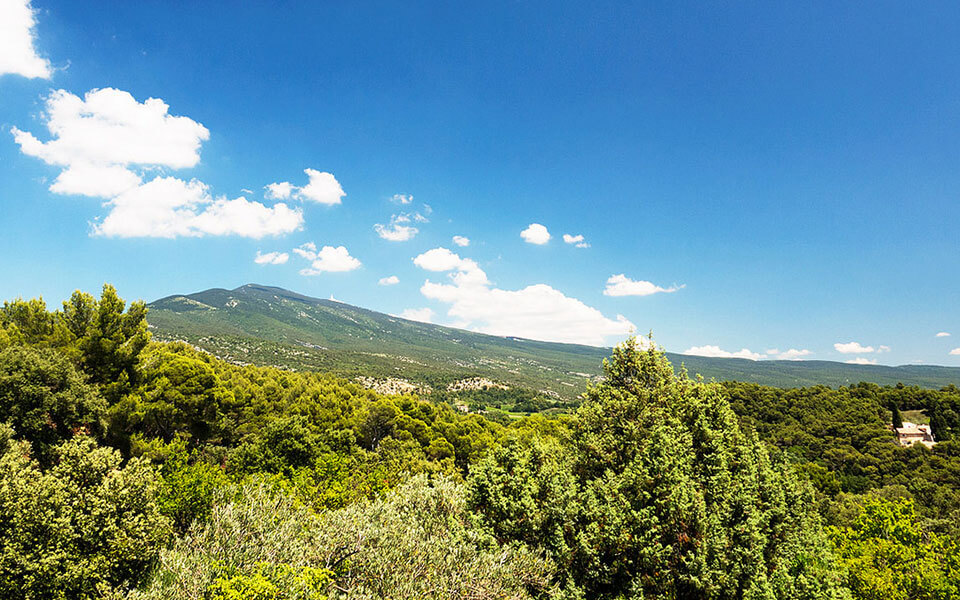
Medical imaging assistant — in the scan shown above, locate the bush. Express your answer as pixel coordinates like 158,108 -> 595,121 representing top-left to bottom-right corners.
135,476 -> 555,600
0,434 -> 172,599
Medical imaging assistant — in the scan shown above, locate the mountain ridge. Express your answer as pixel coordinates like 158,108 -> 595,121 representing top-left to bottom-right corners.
145,284 -> 960,396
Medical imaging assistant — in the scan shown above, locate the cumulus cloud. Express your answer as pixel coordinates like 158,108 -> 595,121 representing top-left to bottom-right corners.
834,341 -> 875,354
563,233 -> 590,248
452,235 -> 470,247
877,345 -> 891,353
13,88 -> 301,238
398,307 -> 434,323
391,193 -> 413,205
0,0 -> 51,79
254,250 -> 289,265
13,88 -> 210,178
93,177 -> 302,238
299,169 -> 345,204
378,275 -> 399,286
950,348 -> 960,356
683,345 -> 763,361
264,169 -> 345,205
603,274 -> 684,297
374,214 -> 419,242
936,332 -> 951,338
846,357 -> 878,365
295,243 -> 361,275
264,181 -> 294,200
412,247 -> 633,345
520,223 -> 551,245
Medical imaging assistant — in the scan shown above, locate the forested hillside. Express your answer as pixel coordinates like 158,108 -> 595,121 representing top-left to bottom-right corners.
147,284 -> 960,395
1,285 -> 958,599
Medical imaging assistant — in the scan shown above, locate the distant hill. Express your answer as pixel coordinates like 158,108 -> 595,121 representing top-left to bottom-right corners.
146,284 -> 960,398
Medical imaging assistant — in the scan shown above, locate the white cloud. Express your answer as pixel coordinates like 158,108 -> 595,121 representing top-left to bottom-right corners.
391,193 -> 413,205
265,181 -> 294,200
846,357 -> 878,365
93,177 -> 303,238
877,345 -> 891,353
398,307 -> 434,323
292,242 -> 317,261
520,223 -> 551,245
452,235 -> 470,247
13,87 -> 302,239
413,247 -> 472,272
254,250 -> 289,265
412,247 -> 633,345
0,0 -> 51,79
299,169 -> 345,205
834,341 -> 875,354
603,274 -> 684,297
683,345 -> 763,361
374,214 -> 419,242
378,275 -> 400,286
296,244 -> 361,275
775,348 -> 812,361
562,233 -> 590,248
936,332 -> 951,338
13,88 -> 210,178
950,348 -> 960,356
49,164 -> 142,198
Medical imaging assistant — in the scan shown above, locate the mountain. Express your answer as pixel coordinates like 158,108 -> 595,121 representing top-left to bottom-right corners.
146,284 -> 960,399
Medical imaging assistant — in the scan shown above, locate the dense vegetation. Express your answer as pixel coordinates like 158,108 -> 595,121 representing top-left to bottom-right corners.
1,285 -> 958,598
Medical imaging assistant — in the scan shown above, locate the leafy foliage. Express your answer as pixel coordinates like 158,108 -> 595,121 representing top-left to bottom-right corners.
2,286 -> 959,598
830,498 -> 960,599
469,339 -> 849,599
0,345 -> 105,463
0,432 -> 172,600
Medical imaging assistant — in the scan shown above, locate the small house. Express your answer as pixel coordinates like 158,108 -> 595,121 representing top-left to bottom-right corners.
894,422 -> 936,448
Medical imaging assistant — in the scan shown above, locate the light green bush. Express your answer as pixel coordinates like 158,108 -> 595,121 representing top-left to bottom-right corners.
134,475 -> 555,600
0,433 -> 172,599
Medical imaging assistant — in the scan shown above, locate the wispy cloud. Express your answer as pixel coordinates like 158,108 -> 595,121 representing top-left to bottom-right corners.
562,233 -> 590,248
603,274 -> 683,297
683,345 -> 762,360
254,250 -> 289,265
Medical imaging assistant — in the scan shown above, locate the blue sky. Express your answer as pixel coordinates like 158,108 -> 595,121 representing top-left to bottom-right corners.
2,0 -> 959,363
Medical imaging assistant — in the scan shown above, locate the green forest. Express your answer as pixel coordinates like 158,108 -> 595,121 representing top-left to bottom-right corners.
1,285 -> 958,599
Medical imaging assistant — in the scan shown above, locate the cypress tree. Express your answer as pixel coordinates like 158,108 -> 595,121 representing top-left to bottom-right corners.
891,402 -> 904,429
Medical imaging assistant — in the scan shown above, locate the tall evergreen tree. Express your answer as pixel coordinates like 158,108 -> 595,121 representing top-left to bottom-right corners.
891,402 -> 904,429
469,337 -> 849,599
